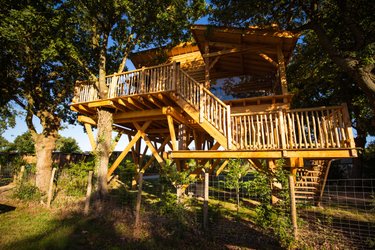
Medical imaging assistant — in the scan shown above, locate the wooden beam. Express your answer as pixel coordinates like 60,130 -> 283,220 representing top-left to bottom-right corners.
258,52 -> 278,67
215,160 -> 229,176
170,150 -> 282,159
84,123 -> 96,151
204,41 -> 210,88
167,115 -> 178,150
202,47 -> 252,59
113,109 -> 163,120
140,136 -> 171,173
107,121 -> 151,178
88,100 -> 113,108
133,122 -> 165,166
208,56 -> 220,70
78,115 -> 96,126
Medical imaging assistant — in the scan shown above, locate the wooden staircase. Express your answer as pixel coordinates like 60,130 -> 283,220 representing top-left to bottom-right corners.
294,160 -> 331,203
171,68 -> 232,149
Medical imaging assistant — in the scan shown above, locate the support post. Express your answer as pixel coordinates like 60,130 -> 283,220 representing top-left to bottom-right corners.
277,45 -> 288,95
47,167 -> 57,208
288,175 -> 298,239
203,171 -> 209,230
84,171 -> 93,215
134,172 -> 143,235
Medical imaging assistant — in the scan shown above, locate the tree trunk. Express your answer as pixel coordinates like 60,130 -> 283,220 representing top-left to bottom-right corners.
352,128 -> 366,178
96,108 -> 113,197
34,132 -> 58,193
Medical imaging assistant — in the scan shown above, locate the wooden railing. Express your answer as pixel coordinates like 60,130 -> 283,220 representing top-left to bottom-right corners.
177,68 -> 232,149
73,81 -> 99,103
231,105 -> 355,150
106,62 -> 176,98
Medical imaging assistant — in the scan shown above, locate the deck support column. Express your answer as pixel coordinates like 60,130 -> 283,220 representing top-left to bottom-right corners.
277,45 -> 288,95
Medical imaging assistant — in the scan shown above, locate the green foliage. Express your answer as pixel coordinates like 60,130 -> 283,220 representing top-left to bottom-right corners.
243,162 -> 294,248
224,159 -> 250,190
55,136 -> 81,153
13,182 -> 41,201
115,159 -> 137,188
57,160 -> 95,197
161,159 -> 200,187
7,132 -> 35,153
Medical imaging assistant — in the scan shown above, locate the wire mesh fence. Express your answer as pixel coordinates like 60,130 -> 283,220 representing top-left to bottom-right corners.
297,179 -> 375,249
184,175 -> 375,249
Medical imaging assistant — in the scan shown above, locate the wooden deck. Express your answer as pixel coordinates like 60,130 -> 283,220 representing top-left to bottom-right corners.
71,62 -> 357,164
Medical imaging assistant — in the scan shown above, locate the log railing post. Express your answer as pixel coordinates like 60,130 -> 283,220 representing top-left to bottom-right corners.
226,105 -> 232,150
341,103 -> 357,156
199,84 -> 204,123
172,61 -> 177,91
140,66 -> 145,93
278,108 -> 287,152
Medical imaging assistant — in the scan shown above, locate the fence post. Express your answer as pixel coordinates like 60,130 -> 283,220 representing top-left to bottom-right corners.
84,171 -> 93,215
47,167 -> 57,208
203,171 -> 209,230
288,175 -> 298,239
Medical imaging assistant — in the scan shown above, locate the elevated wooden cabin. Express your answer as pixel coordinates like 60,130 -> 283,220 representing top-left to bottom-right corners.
71,25 -> 357,201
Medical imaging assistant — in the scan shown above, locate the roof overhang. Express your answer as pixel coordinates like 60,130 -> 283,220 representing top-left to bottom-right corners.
190,24 -> 300,79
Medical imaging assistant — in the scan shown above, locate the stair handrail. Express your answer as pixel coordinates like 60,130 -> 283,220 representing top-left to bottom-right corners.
177,66 -> 232,149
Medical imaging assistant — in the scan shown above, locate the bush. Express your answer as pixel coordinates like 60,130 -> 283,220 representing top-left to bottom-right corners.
57,160 -> 95,197
13,182 -> 41,201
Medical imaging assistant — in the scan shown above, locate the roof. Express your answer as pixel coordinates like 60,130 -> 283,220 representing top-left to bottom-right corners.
190,25 -> 299,80
130,25 -> 300,82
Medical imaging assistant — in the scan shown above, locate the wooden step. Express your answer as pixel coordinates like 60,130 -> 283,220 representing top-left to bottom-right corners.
295,186 -> 318,190
295,195 -> 315,200
295,190 -> 316,195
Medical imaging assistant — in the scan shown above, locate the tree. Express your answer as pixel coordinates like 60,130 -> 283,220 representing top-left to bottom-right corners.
55,136 -> 81,153
0,1 -> 81,192
6,132 -> 35,154
68,0 -> 205,197
286,31 -> 374,177
224,159 -> 250,215
209,0 -> 375,115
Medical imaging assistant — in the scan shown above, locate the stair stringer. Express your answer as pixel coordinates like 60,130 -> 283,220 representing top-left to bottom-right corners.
172,96 -> 231,150
294,160 -> 331,203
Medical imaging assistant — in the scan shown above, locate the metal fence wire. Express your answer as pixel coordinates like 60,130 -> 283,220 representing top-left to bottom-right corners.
186,176 -> 375,249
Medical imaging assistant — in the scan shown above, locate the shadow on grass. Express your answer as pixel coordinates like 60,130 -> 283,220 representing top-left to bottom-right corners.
0,204 -> 16,214
1,184 -> 282,250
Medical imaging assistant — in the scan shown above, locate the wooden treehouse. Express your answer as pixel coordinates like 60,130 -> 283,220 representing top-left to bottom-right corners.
71,25 -> 357,202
